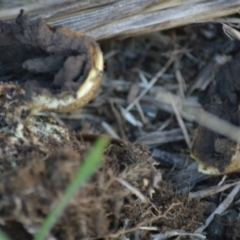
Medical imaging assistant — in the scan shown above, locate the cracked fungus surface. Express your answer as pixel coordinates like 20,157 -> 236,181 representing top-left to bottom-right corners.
0,9 -> 103,169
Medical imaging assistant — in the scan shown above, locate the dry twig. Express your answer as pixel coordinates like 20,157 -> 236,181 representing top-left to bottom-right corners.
194,184 -> 240,233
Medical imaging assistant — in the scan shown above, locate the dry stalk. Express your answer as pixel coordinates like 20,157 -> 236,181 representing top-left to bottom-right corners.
189,180 -> 240,199
194,184 -> 240,233
1,0 -> 240,40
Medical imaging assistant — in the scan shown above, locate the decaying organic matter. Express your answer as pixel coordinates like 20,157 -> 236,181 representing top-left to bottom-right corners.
0,142 -> 207,240
0,9 -> 103,115
0,9 -> 103,163
191,52 -> 240,175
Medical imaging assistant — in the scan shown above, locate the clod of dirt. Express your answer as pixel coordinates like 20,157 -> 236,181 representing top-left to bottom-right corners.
207,214 -> 226,240
191,52 -> 240,175
225,216 -> 240,240
0,142 -> 207,239
191,102 -> 239,175
206,210 -> 240,240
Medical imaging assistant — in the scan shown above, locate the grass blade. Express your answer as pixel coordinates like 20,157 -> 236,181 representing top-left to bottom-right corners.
0,231 -> 10,240
34,136 -> 109,240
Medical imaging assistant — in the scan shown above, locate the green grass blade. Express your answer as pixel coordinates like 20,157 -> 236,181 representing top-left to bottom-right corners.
0,231 -> 10,240
34,136 -> 109,240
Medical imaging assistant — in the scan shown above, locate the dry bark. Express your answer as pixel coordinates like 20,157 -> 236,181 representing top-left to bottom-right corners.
0,0 -> 240,40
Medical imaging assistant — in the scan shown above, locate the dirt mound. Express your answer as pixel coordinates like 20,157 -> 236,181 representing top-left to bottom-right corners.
0,141 -> 207,239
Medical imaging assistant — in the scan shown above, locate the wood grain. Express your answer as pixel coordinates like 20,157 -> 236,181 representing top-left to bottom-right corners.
0,0 -> 240,40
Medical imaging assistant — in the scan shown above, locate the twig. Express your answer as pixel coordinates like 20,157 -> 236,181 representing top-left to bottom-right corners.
126,56 -> 174,111
151,231 -> 206,240
189,180 -> 240,199
194,183 -> 240,233
169,93 -> 191,149
116,178 -> 147,203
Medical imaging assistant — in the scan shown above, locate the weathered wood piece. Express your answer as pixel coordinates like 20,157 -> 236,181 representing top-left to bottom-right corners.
0,0 -> 240,40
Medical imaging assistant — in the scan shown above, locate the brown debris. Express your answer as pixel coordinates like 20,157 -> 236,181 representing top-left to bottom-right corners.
191,102 -> 238,174
0,10 -> 101,168
0,9 -> 103,116
0,142 -> 207,239
191,52 -> 240,175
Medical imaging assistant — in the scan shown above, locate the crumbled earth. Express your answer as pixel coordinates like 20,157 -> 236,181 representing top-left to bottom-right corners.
0,141 -> 208,240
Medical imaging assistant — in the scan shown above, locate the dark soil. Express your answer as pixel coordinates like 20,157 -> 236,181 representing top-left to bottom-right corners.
0,141 -> 207,240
